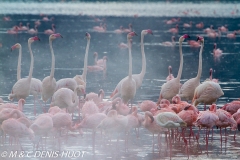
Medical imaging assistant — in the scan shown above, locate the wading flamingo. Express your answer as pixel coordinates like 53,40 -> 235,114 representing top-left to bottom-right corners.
178,36 -> 204,101
110,29 -> 153,100
157,34 -> 190,103
44,24 -> 55,35
42,33 -> 62,104
8,36 -> 40,101
162,36 -> 176,46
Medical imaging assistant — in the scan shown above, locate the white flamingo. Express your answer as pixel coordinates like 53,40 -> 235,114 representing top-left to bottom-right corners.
8,36 -> 40,101
110,29 -> 153,100
157,34 -> 190,103
11,43 -> 43,115
42,33 -> 62,104
178,36 -> 204,101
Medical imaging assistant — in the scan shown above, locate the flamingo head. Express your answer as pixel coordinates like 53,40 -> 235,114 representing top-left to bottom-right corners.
93,52 -> 98,57
98,89 -> 104,97
85,32 -> 91,40
180,34 -> 190,42
213,43 -> 217,49
103,56 -> 108,61
28,36 -> 40,43
52,24 -> 56,28
197,36 -> 204,43
50,33 -> 63,40
143,29 -> 153,35
168,66 -> 172,74
209,68 -> 213,76
209,104 -> 217,112
172,95 -> 180,104
127,32 -> 138,39
11,43 -> 21,51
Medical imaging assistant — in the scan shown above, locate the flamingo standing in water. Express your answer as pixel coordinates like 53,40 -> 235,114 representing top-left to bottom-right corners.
166,66 -> 174,81
8,36 -> 40,101
178,36 -> 204,102
44,24 -> 55,35
168,24 -> 179,34
213,43 -> 222,62
42,33 -> 62,104
110,30 -> 153,101
28,25 -> 38,35
162,36 -> 176,46
74,32 -> 91,93
157,34 -> 190,103
11,43 -> 43,115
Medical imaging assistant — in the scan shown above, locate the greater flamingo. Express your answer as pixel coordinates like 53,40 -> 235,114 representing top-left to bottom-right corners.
42,33 -> 62,103
44,24 -> 55,35
8,36 -> 40,101
168,24 -> 178,34
11,43 -> 43,115
157,34 -> 190,103
28,25 -> 38,35
178,36 -> 204,101
110,29 -> 153,100
222,99 -> 240,115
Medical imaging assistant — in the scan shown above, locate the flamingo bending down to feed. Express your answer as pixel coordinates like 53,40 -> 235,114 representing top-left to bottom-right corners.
8,36 -> 40,101
73,32 -> 91,93
110,29 -> 153,101
157,34 -> 190,103
178,36 -> 204,102
42,33 -> 63,104
166,66 -> 174,81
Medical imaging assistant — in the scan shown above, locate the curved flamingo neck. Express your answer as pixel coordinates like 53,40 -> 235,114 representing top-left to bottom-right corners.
17,45 -> 22,80
140,32 -> 146,80
127,38 -> 133,79
158,120 -> 180,127
49,39 -> 55,80
176,39 -> 183,80
196,41 -> 204,79
10,109 -> 22,118
82,38 -> 90,82
27,41 -> 34,82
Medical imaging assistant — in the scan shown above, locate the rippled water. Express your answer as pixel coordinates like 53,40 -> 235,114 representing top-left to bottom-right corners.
0,1 -> 240,160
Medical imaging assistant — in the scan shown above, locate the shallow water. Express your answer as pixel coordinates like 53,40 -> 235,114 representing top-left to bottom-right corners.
0,1 -> 240,160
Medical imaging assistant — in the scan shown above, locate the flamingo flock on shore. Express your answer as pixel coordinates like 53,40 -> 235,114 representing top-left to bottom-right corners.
2,14 -> 240,159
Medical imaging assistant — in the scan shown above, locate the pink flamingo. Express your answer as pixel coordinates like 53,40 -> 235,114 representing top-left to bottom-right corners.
219,25 -> 228,32
139,100 -> 157,112
188,39 -> 200,47
112,97 -> 130,116
42,33 -> 62,103
3,16 -> 11,21
123,23 -> 133,33
114,26 -> 124,34
196,22 -> 204,29
44,24 -> 55,35
183,21 -> 192,28
158,34 -> 190,103
73,32 -> 91,94
93,23 -> 106,32
168,24 -> 179,34
110,30 -> 152,101
87,58 -> 107,74
2,118 -> 34,149
227,31 -> 236,39
81,100 -> 99,118
35,20 -> 41,26
52,112 -> 75,132
207,28 -> 221,38
11,43 -> 43,115
0,106 -> 26,124
28,25 -> 38,35
8,36 -> 40,101
48,106 -> 65,115
162,36 -> 176,46
222,99 -> 240,115
19,22 -> 29,31
85,89 -> 105,106
7,26 -> 18,34
178,36 -> 204,101
166,66 -> 175,81
118,42 -> 128,49
170,95 -> 192,113
204,25 -> 214,33
165,18 -> 180,24
0,99 -> 25,112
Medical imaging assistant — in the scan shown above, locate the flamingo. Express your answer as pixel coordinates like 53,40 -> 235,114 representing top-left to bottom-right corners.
7,26 -> 18,35
81,100 -> 99,119
48,106 -> 65,115
219,25 -> 228,32
166,66 -> 174,81
118,42 -> 128,49
114,26 -> 124,34
168,24 -> 178,34
11,43 -> 42,115
110,30 -> 153,100
123,23 -> 133,33
204,25 -> 214,33
8,36 -> 40,101
196,22 -> 204,29
188,40 -> 200,47
157,34 -> 190,103
44,24 -> 55,35
169,95 -> 192,113
0,99 -> 25,112
227,31 -> 236,39
2,118 -> 35,149
42,33 -> 62,104
183,21 -> 192,28
96,55 -> 107,67
85,89 -> 105,106
178,36 -> 204,101
162,36 -> 176,46
87,58 -> 107,74
139,100 -> 157,112
213,43 -> 222,61
192,79 -> 224,110
73,32 -> 91,93
112,97 -> 130,116
222,99 -> 240,115
28,25 -> 38,35
50,86 -> 84,114
0,107 -> 26,123
19,22 -> 29,31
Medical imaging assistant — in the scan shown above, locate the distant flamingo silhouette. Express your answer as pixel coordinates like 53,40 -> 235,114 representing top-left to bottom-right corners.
42,33 -> 62,104
178,36 -> 204,101
213,43 -> 222,62
110,30 -> 153,101
44,24 -> 55,35
8,36 -> 40,101
157,34 -> 190,103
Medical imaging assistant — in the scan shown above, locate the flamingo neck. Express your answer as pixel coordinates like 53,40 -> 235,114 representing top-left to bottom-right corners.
196,41 -> 204,79
128,38 -> 133,79
158,120 -> 180,127
28,42 -> 34,82
82,38 -> 90,82
52,25 -> 55,33
17,100 -> 24,111
140,32 -> 146,80
70,88 -> 79,108
17,46 -> 22,80
10,109 -> 22,118
94,54 -> 98,65
49,39 -> 55,80
176,40 -> 183,80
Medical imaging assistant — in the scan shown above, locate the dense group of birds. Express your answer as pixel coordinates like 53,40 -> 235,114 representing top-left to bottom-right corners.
1,13 -> 240,159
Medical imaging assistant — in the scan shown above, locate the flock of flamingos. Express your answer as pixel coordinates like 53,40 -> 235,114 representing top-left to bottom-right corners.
1,14 -> 240,159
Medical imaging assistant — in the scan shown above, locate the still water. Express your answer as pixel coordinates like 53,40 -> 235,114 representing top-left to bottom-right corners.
0,1 -> 240,160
